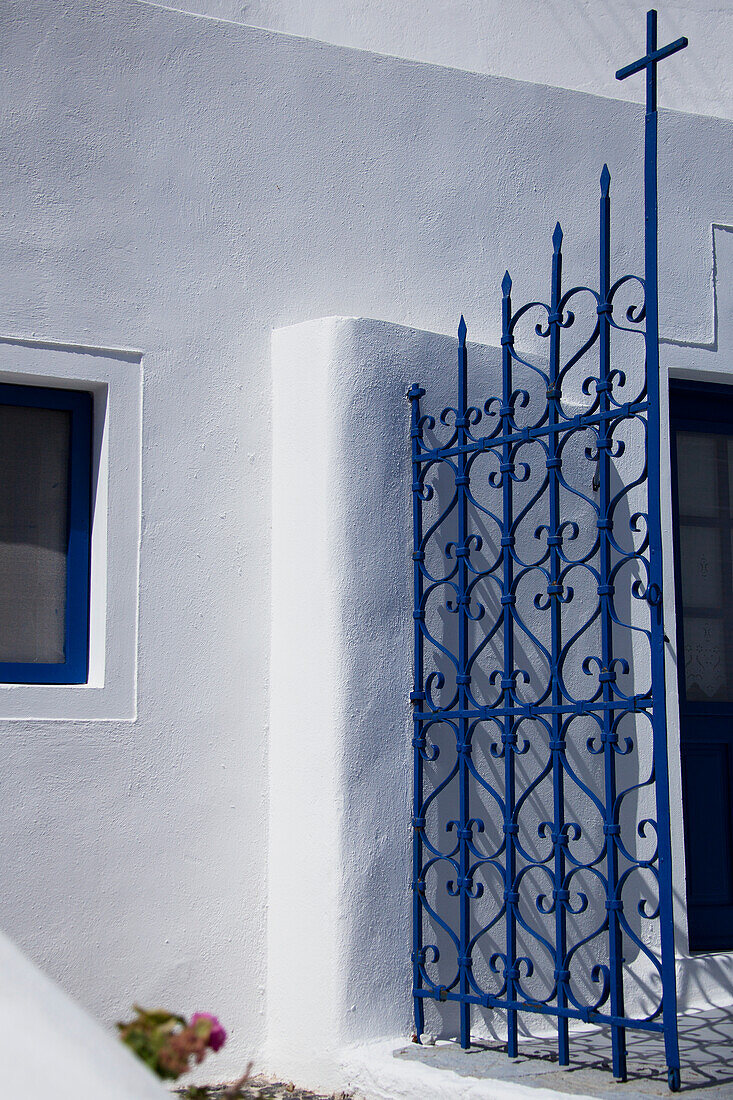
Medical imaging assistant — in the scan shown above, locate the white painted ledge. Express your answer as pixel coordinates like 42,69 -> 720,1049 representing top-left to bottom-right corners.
341,1039 -> 597,1100
0,928 -> 168,1099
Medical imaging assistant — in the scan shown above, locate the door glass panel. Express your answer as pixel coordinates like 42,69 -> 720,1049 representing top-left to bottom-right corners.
683,617 -> 726,701
678,432 -> 719,517
679,525 -> 722,607
676,430 -> 733,701
728,437 -> 733,512
681,742 -> 733,904
0,405 -> 70,663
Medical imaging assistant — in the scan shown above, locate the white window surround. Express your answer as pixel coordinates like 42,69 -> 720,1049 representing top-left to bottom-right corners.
0,335 -> 142,721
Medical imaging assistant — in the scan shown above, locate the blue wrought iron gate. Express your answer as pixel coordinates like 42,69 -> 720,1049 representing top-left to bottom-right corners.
410,13 -> 686,1091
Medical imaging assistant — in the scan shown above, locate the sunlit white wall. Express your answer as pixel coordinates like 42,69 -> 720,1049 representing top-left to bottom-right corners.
151,0 -> 733,121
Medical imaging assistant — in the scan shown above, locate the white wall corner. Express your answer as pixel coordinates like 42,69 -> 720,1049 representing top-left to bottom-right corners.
267,316 -> 501,1087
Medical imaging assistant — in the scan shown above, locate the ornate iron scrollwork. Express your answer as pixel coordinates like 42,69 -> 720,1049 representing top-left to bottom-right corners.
410,14 -> 687,1089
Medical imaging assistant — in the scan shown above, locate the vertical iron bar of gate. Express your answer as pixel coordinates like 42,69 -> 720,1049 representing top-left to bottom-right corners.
409,383 -> 426,1041
616,10 -> 687,1088
641,12 -> 681,1087
457,319 -> 472,1049
598,165 -> 627,1083
500,274 -> 519,1058
548,223 -> 570,1067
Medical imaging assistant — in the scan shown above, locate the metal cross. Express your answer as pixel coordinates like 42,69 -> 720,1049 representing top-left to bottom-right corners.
615,8 -> 688,113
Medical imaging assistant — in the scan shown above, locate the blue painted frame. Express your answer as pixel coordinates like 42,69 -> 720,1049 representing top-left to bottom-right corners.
0,382 -> 92,685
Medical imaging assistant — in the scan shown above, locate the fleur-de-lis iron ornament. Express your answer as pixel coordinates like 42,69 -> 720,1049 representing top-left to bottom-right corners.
409,11 -> 687,1092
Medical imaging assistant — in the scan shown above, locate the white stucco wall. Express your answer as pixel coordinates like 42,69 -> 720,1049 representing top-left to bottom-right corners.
268,317 -> 479,1087
157,0 -> 733,121
0,0 -> 731,1083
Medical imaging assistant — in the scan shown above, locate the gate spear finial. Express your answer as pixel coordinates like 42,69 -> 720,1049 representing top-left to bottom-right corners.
600,163 -> 611,196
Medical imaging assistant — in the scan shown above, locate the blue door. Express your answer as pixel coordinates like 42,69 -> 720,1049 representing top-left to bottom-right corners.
671,380 -> 733,952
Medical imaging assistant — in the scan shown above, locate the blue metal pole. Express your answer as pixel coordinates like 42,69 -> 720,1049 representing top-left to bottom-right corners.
598,165 -> 627,1083
408,382 -> 427,1043
641,18 -> 681,1090
457,317 -> 472,1050
616,10 -> 687,1091
500,274 -> 519,1058
548,223 -> 570,1068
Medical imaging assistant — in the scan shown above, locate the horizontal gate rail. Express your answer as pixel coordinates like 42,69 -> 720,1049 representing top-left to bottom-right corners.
412,988 -> 666,1032
412,404 -> 650,463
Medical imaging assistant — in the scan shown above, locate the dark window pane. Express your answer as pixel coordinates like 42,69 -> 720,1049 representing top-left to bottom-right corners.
677,431 -> 719,517
679,524 -> 722,608
676,430 -> 733,701
683,616 -> 726,701
681,742 -> 733,905
0,405 -> 71,663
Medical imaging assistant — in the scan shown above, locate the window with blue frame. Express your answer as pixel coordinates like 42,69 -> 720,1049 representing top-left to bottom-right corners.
0,383 -> 92,684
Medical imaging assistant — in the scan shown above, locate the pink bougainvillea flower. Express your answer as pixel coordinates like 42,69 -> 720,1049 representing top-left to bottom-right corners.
191,1012 -> 227,1052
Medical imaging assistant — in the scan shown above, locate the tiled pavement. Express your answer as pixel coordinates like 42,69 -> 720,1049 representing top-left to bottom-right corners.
395,1004 -> 733,1097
